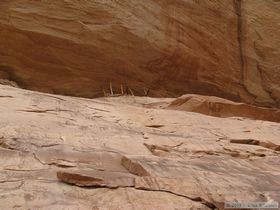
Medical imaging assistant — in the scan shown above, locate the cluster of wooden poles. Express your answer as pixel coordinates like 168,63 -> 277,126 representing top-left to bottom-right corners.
103,81 -> 150,97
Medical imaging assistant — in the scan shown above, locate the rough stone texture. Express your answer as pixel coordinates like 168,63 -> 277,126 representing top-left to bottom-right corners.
0,85 -> 280,209
0,0 -> 279,107
242,0 -> 280,106
166,94 -> 280,123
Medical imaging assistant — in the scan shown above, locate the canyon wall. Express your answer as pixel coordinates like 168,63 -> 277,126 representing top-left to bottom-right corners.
0,0 -> 279,106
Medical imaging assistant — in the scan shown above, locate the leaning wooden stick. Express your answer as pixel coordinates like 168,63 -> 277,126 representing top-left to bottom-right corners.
110,81 -> 114,96
143,88 -> 146,96
121,85 -> 124,95
129,87 -> 134,96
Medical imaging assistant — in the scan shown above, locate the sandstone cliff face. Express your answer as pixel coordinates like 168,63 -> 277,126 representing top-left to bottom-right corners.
0,0 -> 279,107
242,0 -> 280,106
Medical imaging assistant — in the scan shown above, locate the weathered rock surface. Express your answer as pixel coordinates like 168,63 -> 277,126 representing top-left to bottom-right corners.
0,85 -> 280,209
166,94 -> 280,123
0,0 -> 279,107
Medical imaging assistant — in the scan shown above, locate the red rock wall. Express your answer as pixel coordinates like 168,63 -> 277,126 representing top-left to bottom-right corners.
0,0 -> 279,107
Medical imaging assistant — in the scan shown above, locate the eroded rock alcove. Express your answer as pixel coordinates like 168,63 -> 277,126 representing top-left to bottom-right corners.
0,0 -> 279,107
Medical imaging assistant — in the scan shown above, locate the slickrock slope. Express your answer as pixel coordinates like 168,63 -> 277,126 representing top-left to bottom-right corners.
0,0 -> 280,107
0,85 -> 280,209
166,94 -> 280,123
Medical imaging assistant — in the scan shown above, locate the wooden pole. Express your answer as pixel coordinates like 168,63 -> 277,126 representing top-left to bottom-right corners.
129,87 -> 134,96
121,85 -> 124,95
110,81 -> 113,96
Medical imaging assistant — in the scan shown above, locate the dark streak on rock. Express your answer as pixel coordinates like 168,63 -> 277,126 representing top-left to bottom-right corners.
0,65 -> 24,88
230,139 -> 280,152
234,0 -> 244,83
0,96 -> 13,98
16,109 -> 72,113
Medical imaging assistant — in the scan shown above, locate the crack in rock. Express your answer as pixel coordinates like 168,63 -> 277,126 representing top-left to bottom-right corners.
121,156 -> 151,176
230,139 -> 280,151
17,108 -> 72,113
56,170 -> 218,209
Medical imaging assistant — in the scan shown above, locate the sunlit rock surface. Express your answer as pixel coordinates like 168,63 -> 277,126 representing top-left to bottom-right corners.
166,94 -> 280,123
0,85 -> 279,209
